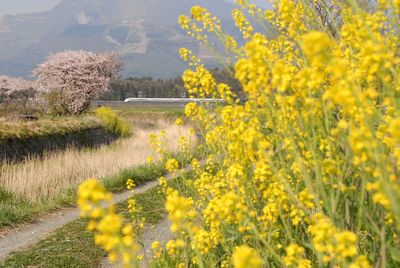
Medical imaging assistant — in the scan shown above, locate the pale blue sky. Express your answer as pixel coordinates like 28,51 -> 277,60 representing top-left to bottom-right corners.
0,0 -> 61,15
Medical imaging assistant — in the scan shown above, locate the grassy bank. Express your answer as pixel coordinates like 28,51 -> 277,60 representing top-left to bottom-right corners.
0,116 -> 101,141
0,115 -> 194,229
0,148 -> 198,228
0,121 -> 187,201
0,142 -> 198,228
0,161 -> 164,229
0,105 -> 184,142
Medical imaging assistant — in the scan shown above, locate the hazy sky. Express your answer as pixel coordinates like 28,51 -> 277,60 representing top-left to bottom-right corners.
0,0 -> 271,16
0,0 -> 61,15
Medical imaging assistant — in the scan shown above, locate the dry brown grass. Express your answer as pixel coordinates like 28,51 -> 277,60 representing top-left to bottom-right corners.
0,119 -> 193,201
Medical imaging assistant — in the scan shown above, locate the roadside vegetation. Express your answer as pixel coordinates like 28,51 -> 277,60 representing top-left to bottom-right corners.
0,15 -> 205,267
0,111 -> 192,228
0,119 -> 187,201
0,105 -> 184,142
95,106 -> 132,137
0,158 -> 163,228
79,1 -> 400,268
0,179 -> 170,268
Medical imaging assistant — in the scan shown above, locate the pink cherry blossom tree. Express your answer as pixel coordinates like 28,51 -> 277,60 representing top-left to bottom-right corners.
33,50 -> 121,115
0,75 -> 37,112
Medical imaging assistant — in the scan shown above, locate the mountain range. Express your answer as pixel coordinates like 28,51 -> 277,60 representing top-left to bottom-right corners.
0,0 -> 242,79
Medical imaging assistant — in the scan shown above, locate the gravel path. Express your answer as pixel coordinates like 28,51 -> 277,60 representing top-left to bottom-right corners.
0,165 -> 190,261
101,218 -> 173,268
140,219 -> 173,261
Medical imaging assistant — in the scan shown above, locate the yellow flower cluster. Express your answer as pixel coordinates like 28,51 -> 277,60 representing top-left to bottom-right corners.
178,5 -> 221,45
165,158 -> 179,173
78,180 -> 140,267
182,66 -> 217,98
165,190 -> 196,233
232,9 -> 253,39
308,213 -> 359,263
149,131 -> 166,155
80,0 -> 400,266
284,243 -> 311,268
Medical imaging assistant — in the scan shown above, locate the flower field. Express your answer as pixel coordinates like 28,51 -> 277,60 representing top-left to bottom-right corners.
78,0 -> 400,267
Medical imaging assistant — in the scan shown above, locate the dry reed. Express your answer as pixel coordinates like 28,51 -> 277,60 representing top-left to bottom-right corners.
0,119 -> 192,201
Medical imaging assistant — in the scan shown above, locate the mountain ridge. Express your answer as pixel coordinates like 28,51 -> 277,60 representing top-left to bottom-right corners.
0,0 -> 238,78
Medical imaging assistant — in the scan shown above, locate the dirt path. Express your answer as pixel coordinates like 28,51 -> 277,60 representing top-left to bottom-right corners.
0,166 -> 189,261
140,219 -> 173,261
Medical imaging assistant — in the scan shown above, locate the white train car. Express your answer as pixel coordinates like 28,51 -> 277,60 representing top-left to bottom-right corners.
123,98 -> 225,104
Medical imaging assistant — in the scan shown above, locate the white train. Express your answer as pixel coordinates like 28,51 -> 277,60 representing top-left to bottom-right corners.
123,98 -> 225,104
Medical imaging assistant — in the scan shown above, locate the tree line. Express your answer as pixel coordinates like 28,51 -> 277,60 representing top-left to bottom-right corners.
102,68 -> 242,100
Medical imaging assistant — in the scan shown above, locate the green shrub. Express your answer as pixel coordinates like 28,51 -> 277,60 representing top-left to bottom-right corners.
95,107 -> 132,138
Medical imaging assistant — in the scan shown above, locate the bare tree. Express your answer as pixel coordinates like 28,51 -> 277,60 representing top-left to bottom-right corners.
304,0 -> 377,37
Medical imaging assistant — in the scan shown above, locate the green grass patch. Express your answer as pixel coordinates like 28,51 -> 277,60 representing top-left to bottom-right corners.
0,219 -> 104,268
109,105 -> 184,118
103,161 -> 165,192
117,185 -> 166,226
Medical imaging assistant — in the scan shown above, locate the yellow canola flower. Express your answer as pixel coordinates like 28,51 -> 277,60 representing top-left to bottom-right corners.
350,255 -> 372,268
146,156 -> 154,164
191,5 -> 206,21
175,117 -> 184,126
308,213 -> 359,262
79,1 -> 400,266
165,158 -> 179,172
284,243 -> 312,268
126,178 -> 135,190
78,179 -> 112,216
166,239 -> 185,255
300,31 -> 333,66
335,231 -> 358,258
165,191 -> 196,232
232,245 -> 262,268
185,102 -> 198,117
192,228 -> 214,254
232,9 -> 253,39
178,48 -> 189,61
